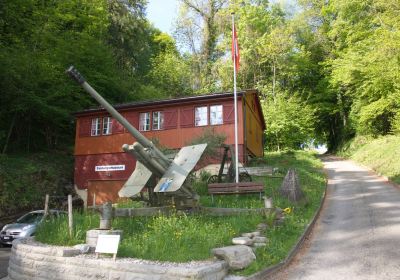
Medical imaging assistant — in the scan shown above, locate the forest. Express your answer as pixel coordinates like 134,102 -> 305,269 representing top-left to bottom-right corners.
1,0 -> 399,153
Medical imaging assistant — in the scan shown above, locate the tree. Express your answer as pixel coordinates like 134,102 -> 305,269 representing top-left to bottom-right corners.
263,95 -> 316,151
147,32 -> 193,97
175,0 -> 228,91
0,0 -> 168,153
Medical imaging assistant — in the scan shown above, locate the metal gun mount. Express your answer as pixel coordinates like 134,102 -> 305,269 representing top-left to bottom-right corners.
66,66 -> 207,208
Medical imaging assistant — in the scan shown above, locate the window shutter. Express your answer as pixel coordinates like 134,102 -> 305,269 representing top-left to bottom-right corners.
78,117 -> 91,137
180,107 -> 194,127
223,104 -> 234,124
112,118 -> 124,134
164,109 -> 178,129
124,112 -> 139,131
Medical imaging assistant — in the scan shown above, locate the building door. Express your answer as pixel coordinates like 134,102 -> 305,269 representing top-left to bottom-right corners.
87,180 -> 125,206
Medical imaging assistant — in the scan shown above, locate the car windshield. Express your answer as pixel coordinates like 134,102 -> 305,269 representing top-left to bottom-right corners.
16,212 -> 44,224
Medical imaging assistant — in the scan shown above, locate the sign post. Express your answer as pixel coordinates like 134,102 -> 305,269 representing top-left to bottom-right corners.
95,234 -> 121,261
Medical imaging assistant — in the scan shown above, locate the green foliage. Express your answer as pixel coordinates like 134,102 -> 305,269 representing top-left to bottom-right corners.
0,153 -> 73,217
189,127 -> 226,160
354,98 -> 398,136
147,48 -> 193,97
0,0 -> 176,153
263,95 -> 316,151
323,0 -> 400,141
392,112 -> 400,135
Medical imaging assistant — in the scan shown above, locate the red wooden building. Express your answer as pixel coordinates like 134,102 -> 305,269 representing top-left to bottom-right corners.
74,90 -> 265,204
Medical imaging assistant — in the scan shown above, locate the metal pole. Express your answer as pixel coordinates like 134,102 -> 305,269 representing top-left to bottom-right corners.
68,195 -> 73,237
232,14 -> 239,183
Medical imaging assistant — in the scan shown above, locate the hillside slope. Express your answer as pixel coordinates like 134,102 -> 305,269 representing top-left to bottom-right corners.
339,135 -> 400,184
0,152 -> 73,218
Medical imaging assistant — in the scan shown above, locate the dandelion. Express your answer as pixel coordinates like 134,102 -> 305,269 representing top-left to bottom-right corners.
283,207 -> 292,214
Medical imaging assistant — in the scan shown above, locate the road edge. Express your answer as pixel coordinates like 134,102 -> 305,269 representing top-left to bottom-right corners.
246,166 -> 329,280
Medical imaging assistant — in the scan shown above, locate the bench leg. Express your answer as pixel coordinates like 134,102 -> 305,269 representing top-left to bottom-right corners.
211,194 -> 214,205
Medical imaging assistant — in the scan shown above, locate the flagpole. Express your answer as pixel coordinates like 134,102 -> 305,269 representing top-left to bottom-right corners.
232,13 -> 239,183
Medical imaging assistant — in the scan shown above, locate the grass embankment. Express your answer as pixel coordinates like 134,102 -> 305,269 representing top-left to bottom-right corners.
36,150 -> 326,275
338,135 -> 400,184
0,152 -> 73,217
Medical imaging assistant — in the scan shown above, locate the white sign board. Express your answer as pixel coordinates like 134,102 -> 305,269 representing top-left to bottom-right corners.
95,165 -> 125,172
95,234 -> 120,254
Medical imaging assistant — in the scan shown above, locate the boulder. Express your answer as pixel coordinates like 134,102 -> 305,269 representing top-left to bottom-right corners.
279,169 -> 305,203
212,245 -> 256,270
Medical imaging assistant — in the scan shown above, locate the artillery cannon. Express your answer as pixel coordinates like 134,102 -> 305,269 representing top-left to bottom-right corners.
66,66 -> 206,208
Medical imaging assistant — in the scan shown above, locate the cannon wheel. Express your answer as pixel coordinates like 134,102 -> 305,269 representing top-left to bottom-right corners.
239,172 -> 252,182
207,175 -> 219,184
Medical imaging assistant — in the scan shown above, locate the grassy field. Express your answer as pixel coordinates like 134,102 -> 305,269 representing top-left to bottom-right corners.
35,150 -> 326,275
338,135 -> 400,184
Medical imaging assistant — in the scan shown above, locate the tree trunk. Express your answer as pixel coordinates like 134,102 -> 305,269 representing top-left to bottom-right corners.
272,61 -> 276,101
2,113 -> 17,154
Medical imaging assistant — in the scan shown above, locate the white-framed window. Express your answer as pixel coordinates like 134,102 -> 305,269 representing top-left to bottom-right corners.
139,112 -> 150,131
210,105 -> 223,125
152,111 -> 164,130
91,118 -> 101,136
195,106 -> 208,126
102,117 -> 112,135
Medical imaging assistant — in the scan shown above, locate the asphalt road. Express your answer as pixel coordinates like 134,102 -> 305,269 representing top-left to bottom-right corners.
0,247 -> 11,278
269,157 -> 400,280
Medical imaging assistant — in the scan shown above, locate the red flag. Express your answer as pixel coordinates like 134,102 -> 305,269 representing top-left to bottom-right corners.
231,24 -> 240,71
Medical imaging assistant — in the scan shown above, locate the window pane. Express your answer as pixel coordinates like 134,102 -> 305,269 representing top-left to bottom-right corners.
91,118 -> 101,136
195,106 -> 208,126
152,111 -> 164,130
139,113 -> 150,131
102,117 -> 112,135
210,105 -> 223,125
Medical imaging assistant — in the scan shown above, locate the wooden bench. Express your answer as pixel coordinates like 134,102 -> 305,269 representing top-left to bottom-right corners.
207,182 -> 265,203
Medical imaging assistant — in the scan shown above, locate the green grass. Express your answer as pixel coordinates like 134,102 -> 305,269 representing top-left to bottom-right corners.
338,135 -> 400,184
36,211 -> 263,262
35,150 -> 326,274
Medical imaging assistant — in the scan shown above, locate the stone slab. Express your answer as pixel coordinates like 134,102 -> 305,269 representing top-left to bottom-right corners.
212,245 -> 256,270
232,237 -> 253,246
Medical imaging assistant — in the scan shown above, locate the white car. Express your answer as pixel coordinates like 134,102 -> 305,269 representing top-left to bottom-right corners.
0,210 -> 66,246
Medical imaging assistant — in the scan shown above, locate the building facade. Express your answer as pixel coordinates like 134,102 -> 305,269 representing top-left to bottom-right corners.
74,90 -> 265,204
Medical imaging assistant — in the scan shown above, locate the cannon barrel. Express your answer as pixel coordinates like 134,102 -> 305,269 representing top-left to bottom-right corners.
66,66 -> 171,167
